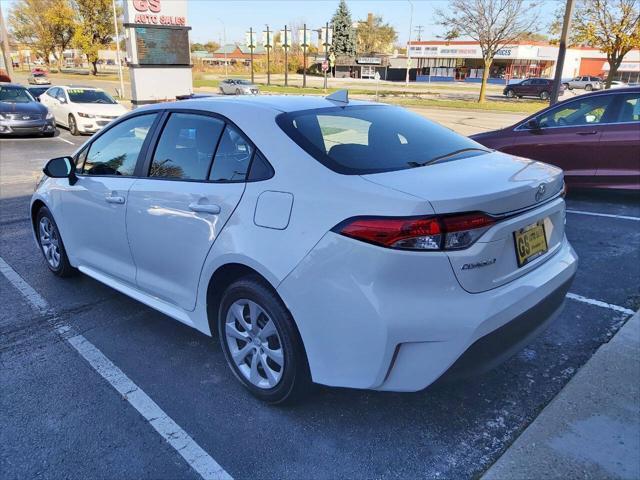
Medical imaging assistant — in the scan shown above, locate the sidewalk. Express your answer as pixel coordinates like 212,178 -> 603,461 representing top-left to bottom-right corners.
482,310 -> 640,480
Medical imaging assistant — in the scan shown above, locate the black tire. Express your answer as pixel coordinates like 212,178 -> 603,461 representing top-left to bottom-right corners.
219,87 -> 224,95
505,89 -> 515,98
35,206 -> 76,277
585,84 -> 593,91
218,275 -> 312,404
562,83 -> 569,89
68,114 -> 79,136
235,88 -> 242,95
540,90 -> 550,100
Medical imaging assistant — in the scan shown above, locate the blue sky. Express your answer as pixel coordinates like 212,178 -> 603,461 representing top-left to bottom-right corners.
1,0 -> 558,46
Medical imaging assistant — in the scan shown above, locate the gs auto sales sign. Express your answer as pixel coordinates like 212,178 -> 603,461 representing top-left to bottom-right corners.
131,0 -> 186,26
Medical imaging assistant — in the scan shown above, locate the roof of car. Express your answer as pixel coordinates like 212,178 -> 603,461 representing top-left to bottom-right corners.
147,94 -> 380,114
0,83 -> 28,89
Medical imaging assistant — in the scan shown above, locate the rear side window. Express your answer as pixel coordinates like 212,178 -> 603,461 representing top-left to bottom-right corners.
615,93 -> 640,123
84,114 -> 157,176
208,125 -> 254,182
150,113 -> 224,180
277,105 -> 488,175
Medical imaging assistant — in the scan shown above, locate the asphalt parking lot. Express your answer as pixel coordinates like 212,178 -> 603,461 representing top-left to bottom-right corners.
1,128 -> 638,479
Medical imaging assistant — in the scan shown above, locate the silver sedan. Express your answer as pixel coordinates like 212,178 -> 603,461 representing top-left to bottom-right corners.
218,79 -> 259,95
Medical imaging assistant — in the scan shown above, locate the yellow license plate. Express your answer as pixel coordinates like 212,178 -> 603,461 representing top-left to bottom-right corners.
514,221 -> 548,267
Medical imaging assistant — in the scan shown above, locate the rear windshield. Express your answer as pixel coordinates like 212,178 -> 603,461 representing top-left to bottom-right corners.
276,105 -> 488,174
67,89 -> 117,104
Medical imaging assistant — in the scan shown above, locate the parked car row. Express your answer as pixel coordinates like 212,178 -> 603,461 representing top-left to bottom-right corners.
1,83 -> 128,137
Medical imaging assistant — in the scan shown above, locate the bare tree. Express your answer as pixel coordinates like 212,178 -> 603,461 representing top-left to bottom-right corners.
437,0 -> 540,102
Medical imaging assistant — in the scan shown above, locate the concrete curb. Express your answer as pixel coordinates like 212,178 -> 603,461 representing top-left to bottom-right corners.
482,309 -> 640,480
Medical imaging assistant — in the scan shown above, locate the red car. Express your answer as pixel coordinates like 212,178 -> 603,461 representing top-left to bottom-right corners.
472,87 -> 640,190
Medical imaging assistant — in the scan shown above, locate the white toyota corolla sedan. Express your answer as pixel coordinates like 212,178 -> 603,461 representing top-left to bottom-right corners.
31,94 -> 577,403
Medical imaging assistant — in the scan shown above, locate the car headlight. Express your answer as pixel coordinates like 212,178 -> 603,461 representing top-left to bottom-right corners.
77,112 -> 95,118
46,111 -> 54,120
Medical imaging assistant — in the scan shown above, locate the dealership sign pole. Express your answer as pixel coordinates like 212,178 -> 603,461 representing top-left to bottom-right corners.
112,0 -> 126,99
123,0 -> 192,105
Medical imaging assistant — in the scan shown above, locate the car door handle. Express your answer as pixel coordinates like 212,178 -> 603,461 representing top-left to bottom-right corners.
188,203 -> 221,214
576,130 -> 598,135
105,194 -> 125,204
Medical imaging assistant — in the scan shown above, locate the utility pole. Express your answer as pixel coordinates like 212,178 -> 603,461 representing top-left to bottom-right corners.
405,0 -> 413,87
302,24 -> 308,88
248,27 -> 255,84
112,0 -> 125,99
0,3 -> 14,79
217,18 -> 228,77
265,25 -> 271,86
414,25 -> 424,42
283,25 -> 289,87
550,0 -> 575,105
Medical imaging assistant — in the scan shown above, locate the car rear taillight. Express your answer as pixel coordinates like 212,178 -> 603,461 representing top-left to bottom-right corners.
334,212 -> 495,251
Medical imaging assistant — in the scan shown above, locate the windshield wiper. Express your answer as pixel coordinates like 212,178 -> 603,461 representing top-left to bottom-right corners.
408,148 -> 489,168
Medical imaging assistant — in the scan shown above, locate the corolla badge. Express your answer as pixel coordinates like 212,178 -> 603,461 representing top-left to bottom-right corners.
461,258 -> 497,270
535,183 -> 546,202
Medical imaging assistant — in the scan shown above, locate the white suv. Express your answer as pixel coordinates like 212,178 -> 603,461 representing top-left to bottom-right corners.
563,76 -> 603,91
31,95 -> 577,403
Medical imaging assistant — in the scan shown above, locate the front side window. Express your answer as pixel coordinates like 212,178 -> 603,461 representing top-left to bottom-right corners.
84,114 -> 157,176
209,125 -> 254,181
277,105 -> 488,175
150,113 -> 224,180
67,88 -> 117,104
537,95 -> 617,128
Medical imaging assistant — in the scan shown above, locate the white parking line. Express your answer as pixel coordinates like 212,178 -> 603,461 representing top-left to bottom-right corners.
0,257 -> 232,480
566,209 -> 640,221
566,292 -> 635,315
57,137 -> 75,146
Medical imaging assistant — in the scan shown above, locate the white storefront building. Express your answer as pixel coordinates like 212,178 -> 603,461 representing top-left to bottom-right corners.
406,41 -> 640,84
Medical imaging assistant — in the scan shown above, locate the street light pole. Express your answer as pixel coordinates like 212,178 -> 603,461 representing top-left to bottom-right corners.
550,0 -> 575,105
217,18 -> 228,77
405,0 -> 413,87
111,0 -> 125,99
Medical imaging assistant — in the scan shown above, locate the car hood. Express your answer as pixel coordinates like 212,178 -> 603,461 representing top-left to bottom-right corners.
0,101 -> 47,115
70,102 -> 128,116
361,151 -> 564,215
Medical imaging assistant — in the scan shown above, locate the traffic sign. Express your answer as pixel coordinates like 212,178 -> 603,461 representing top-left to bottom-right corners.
322,60 -> 329,72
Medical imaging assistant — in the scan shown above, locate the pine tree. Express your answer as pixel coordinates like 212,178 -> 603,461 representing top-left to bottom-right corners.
331,0 -> 357,56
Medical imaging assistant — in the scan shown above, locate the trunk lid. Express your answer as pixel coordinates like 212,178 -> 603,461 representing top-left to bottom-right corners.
362,151 -> 566,293
361,151 -> 564,215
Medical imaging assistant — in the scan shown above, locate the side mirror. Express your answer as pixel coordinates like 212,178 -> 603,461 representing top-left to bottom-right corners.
57,96 -> 67,104
43,156 -> 77,185
523,118 -> 541,131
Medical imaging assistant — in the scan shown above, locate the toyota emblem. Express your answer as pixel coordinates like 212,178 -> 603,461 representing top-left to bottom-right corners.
535,183 -> 546,202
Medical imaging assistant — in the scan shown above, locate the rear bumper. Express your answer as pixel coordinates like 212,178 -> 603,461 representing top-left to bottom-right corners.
278,232 -> 578,392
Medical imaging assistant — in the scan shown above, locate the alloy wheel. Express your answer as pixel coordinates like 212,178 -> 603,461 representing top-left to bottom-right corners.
224,299 -> 285,389
39,216 -> 61,269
